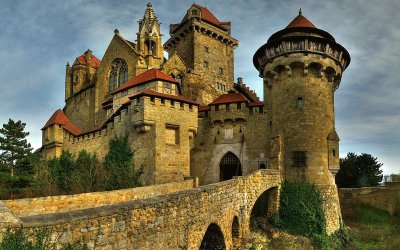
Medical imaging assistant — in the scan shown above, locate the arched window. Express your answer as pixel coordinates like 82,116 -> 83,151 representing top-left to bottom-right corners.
170,73 -> 183,88
108,59 -> 128,92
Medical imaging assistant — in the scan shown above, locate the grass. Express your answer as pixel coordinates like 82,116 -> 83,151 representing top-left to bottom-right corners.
342,204 -> 400,250
244,204 -> 400,250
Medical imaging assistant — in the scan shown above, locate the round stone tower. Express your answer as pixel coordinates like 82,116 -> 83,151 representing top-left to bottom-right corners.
253,11 -> 350,234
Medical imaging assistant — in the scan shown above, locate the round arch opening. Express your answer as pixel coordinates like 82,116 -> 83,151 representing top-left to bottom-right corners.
200,223 -> 226,250
220,152 -> 242,181
250,187 -> 278,231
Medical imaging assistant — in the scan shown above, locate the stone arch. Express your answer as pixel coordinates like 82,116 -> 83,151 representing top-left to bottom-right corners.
231,216 -> 241,249
308,62 -> 323,77
324,66 -> 338,82
288,61 -> 305,76
199,223 -> 226,250
168,69 -> 185,87
220,152 -> 242,181
249,186 -> 279,231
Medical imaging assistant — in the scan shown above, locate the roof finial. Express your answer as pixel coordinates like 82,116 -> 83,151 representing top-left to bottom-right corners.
299,8 -> 302,15
147,2 -> 152,8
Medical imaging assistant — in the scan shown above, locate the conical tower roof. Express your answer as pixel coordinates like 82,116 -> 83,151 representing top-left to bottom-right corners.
286,10 -> 316,28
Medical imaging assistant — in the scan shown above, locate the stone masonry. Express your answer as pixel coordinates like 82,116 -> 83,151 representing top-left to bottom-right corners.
35,2 -> 352,243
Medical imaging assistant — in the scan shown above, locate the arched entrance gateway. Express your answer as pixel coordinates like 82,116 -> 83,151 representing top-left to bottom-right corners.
220,152 -> 242,181
200,223 -> 226,250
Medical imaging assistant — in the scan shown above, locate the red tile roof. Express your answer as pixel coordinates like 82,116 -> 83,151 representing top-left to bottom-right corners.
42,109 -> 82,136
76,54 -> 101,68
209,92 -> 247,105
176,4 -> 227,31
112,69 -> 178,94
198,105 -> 211,111
129,89 -> 198,105
286,14 -> 316,29
248,101 -> 265,107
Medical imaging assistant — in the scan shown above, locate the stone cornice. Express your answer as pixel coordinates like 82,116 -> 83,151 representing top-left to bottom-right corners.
164,20 -> 239,50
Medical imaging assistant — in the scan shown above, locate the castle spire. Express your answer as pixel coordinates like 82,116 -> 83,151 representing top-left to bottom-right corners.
137,3 -> 163,68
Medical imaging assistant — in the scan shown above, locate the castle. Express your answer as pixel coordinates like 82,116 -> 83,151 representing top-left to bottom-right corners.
40,2 -> 350,234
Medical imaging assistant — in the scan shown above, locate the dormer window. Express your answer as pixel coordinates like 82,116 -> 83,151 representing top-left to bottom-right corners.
109,59 -> 128,92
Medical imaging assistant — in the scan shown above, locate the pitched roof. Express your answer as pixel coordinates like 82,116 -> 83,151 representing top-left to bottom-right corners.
112,69 -> 178,94
174,4 -> 227,32
76,54 -> 101,68
209,92 -> 248,105
42,109 -> 82,135
248,101 -> 265,107
129,89 -> 198,105
198,105 -> 211,111
286,13 -> 316,29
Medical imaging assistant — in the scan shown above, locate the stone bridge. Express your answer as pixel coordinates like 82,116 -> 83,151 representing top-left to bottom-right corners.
0,169 -> 280,249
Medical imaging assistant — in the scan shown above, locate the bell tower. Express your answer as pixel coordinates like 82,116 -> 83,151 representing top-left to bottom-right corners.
137,2 -> 163,69
254,10 -> 351,234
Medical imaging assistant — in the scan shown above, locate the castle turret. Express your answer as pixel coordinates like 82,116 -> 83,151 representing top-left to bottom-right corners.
253,10 -> 350,234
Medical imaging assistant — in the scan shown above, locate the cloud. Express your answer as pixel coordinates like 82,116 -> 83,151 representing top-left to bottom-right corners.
0,0 -> 399,174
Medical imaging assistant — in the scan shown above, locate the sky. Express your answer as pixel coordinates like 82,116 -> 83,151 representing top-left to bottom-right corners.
0,0 -> 399,175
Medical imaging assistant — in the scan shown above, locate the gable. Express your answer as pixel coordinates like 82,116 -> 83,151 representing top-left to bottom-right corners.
162,52 -> 189,77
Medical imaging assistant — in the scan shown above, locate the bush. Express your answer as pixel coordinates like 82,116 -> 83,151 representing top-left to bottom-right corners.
279,181 -> 326,236
105,135 -> 142,190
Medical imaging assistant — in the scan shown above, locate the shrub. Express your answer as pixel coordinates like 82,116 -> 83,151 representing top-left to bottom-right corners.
279,181 -> 326,236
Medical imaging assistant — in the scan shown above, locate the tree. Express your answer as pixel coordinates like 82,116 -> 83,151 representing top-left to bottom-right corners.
336,152 -> 383,188
0,119 -> 32,177
71,150 -> 107,193
104,135 -> 142,190
52,150 -> 75,193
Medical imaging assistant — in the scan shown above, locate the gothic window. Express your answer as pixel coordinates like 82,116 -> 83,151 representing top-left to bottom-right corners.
108,59 -> 128,92
219,67 -> 224,74
204,61 -> 209,69
204,46 -> 209,53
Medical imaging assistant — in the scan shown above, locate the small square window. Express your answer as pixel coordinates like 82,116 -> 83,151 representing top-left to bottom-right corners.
296,97 -> 304,108
237,103 -> 241,110
226,104 -> 230,111
215,105 -> 219,111
292,151 -> 307,167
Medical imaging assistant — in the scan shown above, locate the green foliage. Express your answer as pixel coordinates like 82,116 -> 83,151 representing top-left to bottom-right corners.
52,150 -> 75,193
0,119 -> 32,177
104,135 -> 142,190
336,152 -> 383,188
278,181 -> 326,236
0,227 -> 55,250
71,150 -> 107,193
0,228 -> 88,250
342,204 -> 400,249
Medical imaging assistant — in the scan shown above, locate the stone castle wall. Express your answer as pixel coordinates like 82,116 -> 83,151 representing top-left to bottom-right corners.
339,182 -> 400,216
192,103 -> 271,185
55,95 -> 198,186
